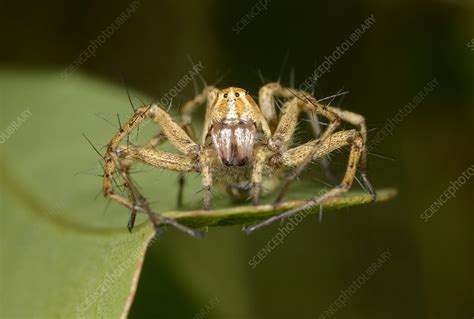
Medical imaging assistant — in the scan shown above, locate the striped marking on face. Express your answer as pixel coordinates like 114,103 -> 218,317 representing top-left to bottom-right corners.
209,87 -> 262,126
226,94 -> 238,120
220,88 -> 254,122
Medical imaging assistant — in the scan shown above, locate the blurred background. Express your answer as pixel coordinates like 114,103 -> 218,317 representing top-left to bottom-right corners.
1,0 -> 473,318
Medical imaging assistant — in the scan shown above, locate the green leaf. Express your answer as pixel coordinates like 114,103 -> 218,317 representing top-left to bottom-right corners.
1,169 -> 155,318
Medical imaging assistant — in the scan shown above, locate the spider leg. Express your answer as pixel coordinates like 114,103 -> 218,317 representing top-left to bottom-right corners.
144,136 -> 191,210
141,87 -> 222,209
103,105 -> 203,237
107,151 -> 202,238
143,123 -> 197,208
167,85 -> 218,207
117,164 -> 152,231
142,120 -> 194,209
259,82 -> 375,201
259,81 -> 337,184
268,95 -> 341,204
308,89 -> 351,184
180,86 -> 220,142
147,105 -> 201,155
251,146 -> 269,205
199,149 -> 214,210
177,174 -> 185,208
104,105 -> 150,209
259,83 -> 294,132
306,110 -> 338,185
259,83 -> 341,203
119,163 -> 139,232
244,130 -> 363,234
326,106 -> 376,199
127,207 -> 137,232
118,145 -> 201,236
118,144 -> 198,172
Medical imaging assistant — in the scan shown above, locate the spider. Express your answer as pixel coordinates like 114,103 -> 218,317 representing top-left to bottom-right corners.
102,82 -> 376,237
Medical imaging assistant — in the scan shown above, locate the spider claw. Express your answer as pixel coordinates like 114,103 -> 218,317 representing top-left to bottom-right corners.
160,218 -> 205,239
192,229 -> 205,240
127,211 -> 137,232
177,226 -> 204,239
244,203 -> 308,234
359,172 -> 377,202
242,225 -> 257,235
242,218 -> 274,234
127,221 -> 134,233
369,190 -> 377,202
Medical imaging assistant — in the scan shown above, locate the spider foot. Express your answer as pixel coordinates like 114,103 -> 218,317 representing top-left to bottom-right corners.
127,210 -> 137,233
132,204 -> 204,239
242,225 -> 257,235
359,172 -> 377,202
243,216 -> 280,234
159,217 -> 205,239
243,214 -> 285,234
127,219 -> 134,233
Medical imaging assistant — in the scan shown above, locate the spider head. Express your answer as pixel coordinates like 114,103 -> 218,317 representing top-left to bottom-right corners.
208,87 -> 264,166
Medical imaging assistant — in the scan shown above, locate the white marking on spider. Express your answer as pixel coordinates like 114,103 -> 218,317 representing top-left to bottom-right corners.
226,97 -> 238,120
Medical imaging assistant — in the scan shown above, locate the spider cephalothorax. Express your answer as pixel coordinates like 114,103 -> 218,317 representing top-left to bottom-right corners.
206,87 -> 269,167
102,82 -> 376,237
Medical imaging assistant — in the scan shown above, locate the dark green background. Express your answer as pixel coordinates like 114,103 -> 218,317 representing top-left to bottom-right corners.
1,0 -> 473,318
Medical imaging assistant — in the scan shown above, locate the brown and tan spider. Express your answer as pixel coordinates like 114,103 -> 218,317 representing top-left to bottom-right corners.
102,82 -> 376,237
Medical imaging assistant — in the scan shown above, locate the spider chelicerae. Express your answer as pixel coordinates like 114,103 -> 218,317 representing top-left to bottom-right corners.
102,82 -> 376,237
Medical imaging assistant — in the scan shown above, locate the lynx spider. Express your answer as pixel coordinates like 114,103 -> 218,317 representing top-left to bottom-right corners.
102,82 -> 376,237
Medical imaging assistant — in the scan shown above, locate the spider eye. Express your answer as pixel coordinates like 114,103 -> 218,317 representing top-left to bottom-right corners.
235,92 -> 240,97
224,93 -> 228,98
245,90 -> 249,95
